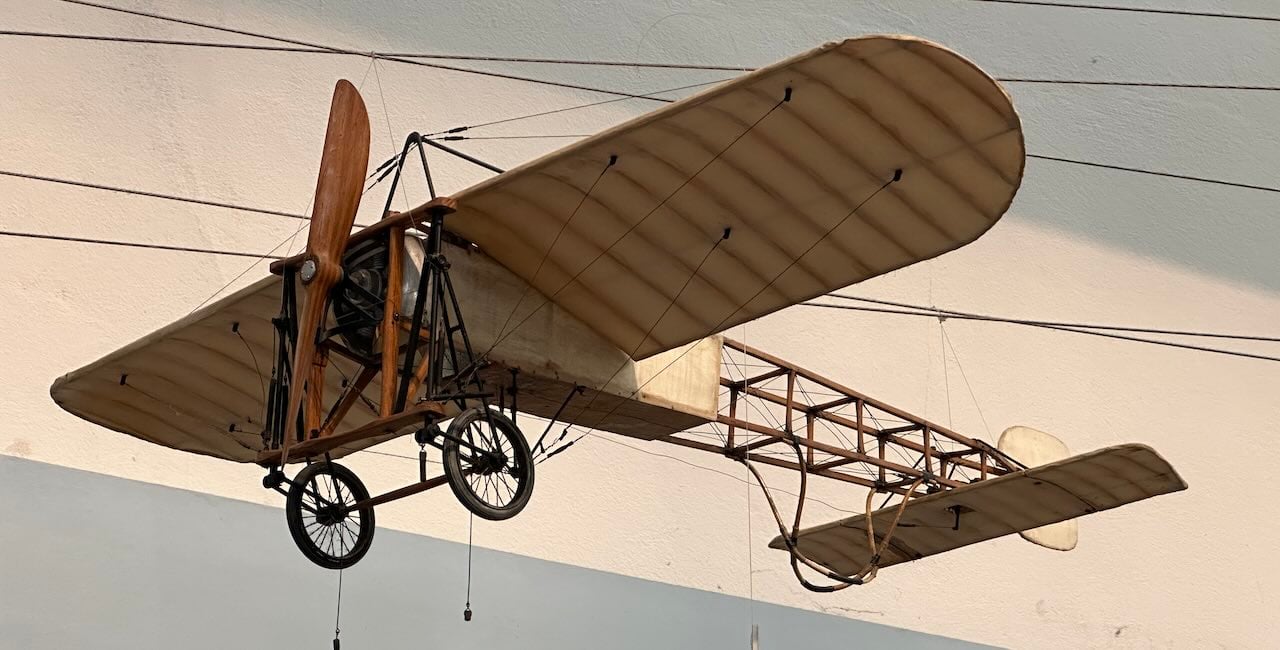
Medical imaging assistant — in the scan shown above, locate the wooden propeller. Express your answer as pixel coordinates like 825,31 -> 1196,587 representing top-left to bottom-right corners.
280,80 -> 371,464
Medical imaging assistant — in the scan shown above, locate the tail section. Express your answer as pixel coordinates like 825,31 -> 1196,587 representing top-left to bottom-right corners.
999,426 -> 1078,551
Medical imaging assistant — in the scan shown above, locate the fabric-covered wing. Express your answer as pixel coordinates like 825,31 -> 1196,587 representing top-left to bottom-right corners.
444,35 -> 1024,359
768,445 -> 1186,572
48,277 -> 398,463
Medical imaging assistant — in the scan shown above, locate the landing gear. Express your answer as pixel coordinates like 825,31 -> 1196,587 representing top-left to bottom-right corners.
266,131 -> 542,571
443,407 -> 535,521
285,461 -> 376,570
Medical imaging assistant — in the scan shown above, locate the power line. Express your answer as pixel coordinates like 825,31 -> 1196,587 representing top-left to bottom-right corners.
802,300 -> 1280,364
0,30 -> 328,54
1000,78 -> 1280,92
0,169 -> 386,228
187,55 -> 390,315
967,0 -> 1280,23
3,221 -> 1273,364
58,0 -> 675,103
0,30 -> 748,71
0,169 -> 307,220
7,155 -> 1276,275
15,30 -> 1280,94
1028,154 -> 1280,194
832,294 -> 1280,342
0,229 -> 278,259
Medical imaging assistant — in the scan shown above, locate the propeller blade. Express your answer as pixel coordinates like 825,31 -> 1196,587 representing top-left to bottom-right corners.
280,80 -> 370,462
304,80 -> 371,275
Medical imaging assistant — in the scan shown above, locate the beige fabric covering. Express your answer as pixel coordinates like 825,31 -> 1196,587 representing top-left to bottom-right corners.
769,444 -> 1186,572
444,35 -> 1025,359
49,35 -> 1025,462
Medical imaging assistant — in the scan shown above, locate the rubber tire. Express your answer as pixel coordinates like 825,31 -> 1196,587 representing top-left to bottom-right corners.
286,461 -> 376,570
442,407 -> 535,521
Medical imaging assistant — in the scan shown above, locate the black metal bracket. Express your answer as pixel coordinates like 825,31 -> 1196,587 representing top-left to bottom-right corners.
531,384 -> 584,456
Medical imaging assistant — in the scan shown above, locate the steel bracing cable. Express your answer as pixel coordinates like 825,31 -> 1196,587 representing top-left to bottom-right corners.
418,79 -> 731,138
478,95 -> 790,366
487,156 -> 617,352
538,167 -> 901,460
534,227 -> 734,461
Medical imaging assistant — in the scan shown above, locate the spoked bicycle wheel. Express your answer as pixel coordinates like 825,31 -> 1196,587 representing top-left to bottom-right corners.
286,461 -> 376,569
442,407 -> 534,520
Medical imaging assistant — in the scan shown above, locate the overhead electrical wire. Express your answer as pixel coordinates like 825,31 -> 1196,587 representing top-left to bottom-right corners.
1028,154 -> 1280,194
967,0 -> 1280,24
187,55 -> 388,315
802,298 -> 1280,363
0,169 -> 306,220
26,149 -> 1269,227
0,168 -> 380,230
19,0 -> 1280,488
998,78 -> 1280,92
8,30 -> 1280,93
0,228 -> 279,259
1,0 -> 1270,364
5,156 -> 1274,357
1,221 -> 1273,366
834,294 -> 1280,343
57,0 -> 676,103
0,30 -> 747,71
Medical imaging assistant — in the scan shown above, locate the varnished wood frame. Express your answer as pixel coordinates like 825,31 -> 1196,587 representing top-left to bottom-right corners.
662,338 -> 1020,498
256,199 -> 457,467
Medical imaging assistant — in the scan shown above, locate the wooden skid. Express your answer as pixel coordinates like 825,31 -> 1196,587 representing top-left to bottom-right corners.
256,403 -> 444,466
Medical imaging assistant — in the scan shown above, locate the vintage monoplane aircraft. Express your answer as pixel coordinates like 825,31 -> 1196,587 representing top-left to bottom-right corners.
51,36 -> 1184,586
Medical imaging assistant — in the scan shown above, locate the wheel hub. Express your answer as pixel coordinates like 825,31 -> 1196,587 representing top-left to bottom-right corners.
316,504 -> 348,527
476,451 -> 509,475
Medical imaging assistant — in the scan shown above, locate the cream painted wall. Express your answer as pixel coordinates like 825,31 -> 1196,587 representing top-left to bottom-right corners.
3,1 -> 1278,648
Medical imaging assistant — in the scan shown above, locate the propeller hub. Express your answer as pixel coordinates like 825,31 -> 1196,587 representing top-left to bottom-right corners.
299,258 -> 318,283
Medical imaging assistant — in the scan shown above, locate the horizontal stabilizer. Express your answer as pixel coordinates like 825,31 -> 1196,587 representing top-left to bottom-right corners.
769,444 -> 1185,572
